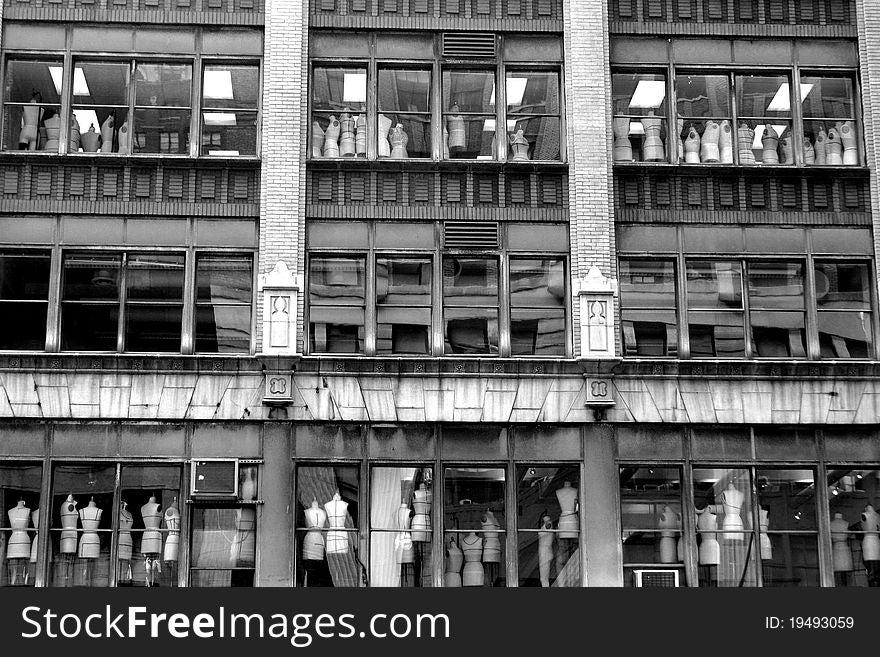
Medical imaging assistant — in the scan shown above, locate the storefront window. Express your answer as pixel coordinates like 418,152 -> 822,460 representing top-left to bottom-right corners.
517,466 -> 579,587
442,70 -> 497,160
2,58 -> 63,152
132,63 -> 192,154
295,465 -> 362,587
692,467 -> 757,587
686,260 -> 745,358
619,466 -> 683,587
675,73 -> 732,164
308,256 -> 366,354
735,74 -> 793,165
619,259 -> 678,357
443,466 -> 506,587
443,256 -> 500,355
369,466 -> 433,587
200,64 -> 259,157
756,468 -> 819,587
828,468 -> 880,587
0,252 -> 50,350
801,75 -> 861,166
611,72 -> 668,163
194,254 -> 253,353
378,69 -> 432,160
505,70 -> 562,162
49,465 -> 116,587
311,67 -> 367,159
0,464 -> 42,587
189,506 -> 255,587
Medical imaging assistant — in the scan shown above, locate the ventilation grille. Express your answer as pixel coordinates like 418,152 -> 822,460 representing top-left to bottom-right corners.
633,569 -> 680,587
444,221 -> 499,248
442,33 -> 496,58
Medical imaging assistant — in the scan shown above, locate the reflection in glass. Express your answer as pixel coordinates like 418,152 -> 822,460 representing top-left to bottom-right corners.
3,59 -> 63,151
827,468 -> 880,587
0,252 -> 50,350
443,70 -> 496,160
801,76 -> 859,165
194,255 -> 253,353
201,64 -> 259,156
735,75 -> 792,165
443,257 -> 499,355
611,72 -> 667,162
510,258 -> 565,355
692,468 -> 757,587
517,466 -> 580,587
312,67 -> 367,159
506,71 -> 561,161
0,464 -> 42,587
190,508 -> 255,587
378,69 -> 431,159
686,261 -> 744,357
61,254 -> 120,351
295,466 -> 360,588
748,262 -> 804,309
444,467 -> 505,587
310,257 -> 366,354
620,466 -> 683,587
376,258 -> 431,355
370,467 -> 433,588
131,63 -> 192,155
676,74 -> 732,164
620,259 -> 677,356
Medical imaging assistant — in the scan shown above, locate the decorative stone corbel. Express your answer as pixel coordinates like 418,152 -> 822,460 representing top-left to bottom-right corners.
259,261 -> 302,356
572,265 -> 618,359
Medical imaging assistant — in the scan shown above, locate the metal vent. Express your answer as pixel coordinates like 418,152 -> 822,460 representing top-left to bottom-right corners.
442,33 -> 496,58
444,222 -> 499,248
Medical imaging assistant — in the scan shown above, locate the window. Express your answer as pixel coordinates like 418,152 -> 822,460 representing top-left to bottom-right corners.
612,66 -> 862,167
3,57 -> 259,157
306,221 -> 569,357
0,252 -> 50,350
617,225 -> 876,359
309,33 -> 563,163
0,463 -> 42,587
195,255 -> 254,354
828,467 -> 880,587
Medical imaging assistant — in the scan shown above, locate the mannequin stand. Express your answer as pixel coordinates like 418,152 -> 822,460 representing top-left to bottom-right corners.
699,564 -> 718,587
144,553 -> 161,587
7,558 -> 28,586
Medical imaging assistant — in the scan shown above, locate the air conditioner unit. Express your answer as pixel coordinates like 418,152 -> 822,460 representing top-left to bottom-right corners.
633,569 -> 680,587
191,458 -> 239,498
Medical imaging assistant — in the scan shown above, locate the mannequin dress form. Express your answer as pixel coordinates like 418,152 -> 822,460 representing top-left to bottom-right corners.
825,128 -> 843,165
390,123 -> 409,159
761,125 -> 779,164
720,483 -> 744,541
411,483 -> 431,542
696,505 -> 720,585
461,532 -> 484,587
830,512 -> 853,586
700,121 -> 720,163
78,498 -> 102,585
163,498 -> 181,564
839,121 -> 858,165
444,536 -> 463,587
100,115 -> 115,153
311,121 -> 324,158
509,129 -> 530,162
447,104 -> 466,153
322,116 -> 340,158
339,113 -> 356,157
80,124 -> 100,152
780,134 -> 794,164
641,113 -> 665,162
683,126 -> 701,163
378,114 -> 392,158
324,492 -> 349,555
302,499 -> 327,587
18,93 -> 43,151
658,505 -> 680,564
117,501 -> 133,584
29,509 -> 40,566
538,514 -> 555,587
141,496 -> 162,586
861,504 -> 880,586
737,123 -> 755,164
718,120 -> 733,163
612,117 -> 632,162
7,501 -> 31,585
803,137 -> 815,165
355,115 -> 366,157
813,127 -> 827,164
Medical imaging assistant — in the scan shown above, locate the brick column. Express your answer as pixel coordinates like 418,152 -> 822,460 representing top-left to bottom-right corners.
855,0 -> 880,297
258,0 -> 308,353
563,0 -> 617,357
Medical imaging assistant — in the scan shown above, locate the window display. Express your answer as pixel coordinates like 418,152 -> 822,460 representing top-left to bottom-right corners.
2,59 -> 63,152
201,64 -> 259,156
828,468 -> 880,587
801,75 -> 860,166
735,75 -> 793,165
133,63 -> 192,155
675,73 -> 732,164
311,67 -> 367,159
517,466 -> 580,587
612,72 -> 668,162
505,71 -> 562,162
0,464 -> 42,587
378,69 -> 431,159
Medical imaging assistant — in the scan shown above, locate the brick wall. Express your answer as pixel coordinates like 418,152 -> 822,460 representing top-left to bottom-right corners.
258,0 -> 308,353
563,0 -> 617,357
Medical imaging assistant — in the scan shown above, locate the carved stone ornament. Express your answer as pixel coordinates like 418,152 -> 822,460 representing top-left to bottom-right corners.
259,261 -> 302,356
573,266 -> 618,359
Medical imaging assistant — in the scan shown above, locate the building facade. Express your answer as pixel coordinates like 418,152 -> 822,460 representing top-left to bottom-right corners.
0,0 -> 878,588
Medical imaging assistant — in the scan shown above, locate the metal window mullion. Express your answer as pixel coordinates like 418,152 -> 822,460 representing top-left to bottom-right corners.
813,453 -> 834,587
498,252 -> 510,357
117,252 -> 128,353
790,61 -> 805,167
58,42 -> 74,155
181,247 -> 196,354
35,443 -> 54,587
108,463 -> 121,587
359,455 -> 369,587
667,61 -> 677,164
496,56 -> 506,162
729,71 -> 741,165
178,462 -> 190,587
677,251 -> 690,359
190,46 -> 202,158
433,445 -> 444,588
434,230 -> 445,356
681,455 -> 699,587
368,53 -> 378,161
748,465 -> 763,587
804,249 -> 820,359
365,249 -> 376,356
127,59 -> 137,155
46,243 -> 63,352
742,258 -> 755,358
505,450 -> 517,587
431,59 -> 442,161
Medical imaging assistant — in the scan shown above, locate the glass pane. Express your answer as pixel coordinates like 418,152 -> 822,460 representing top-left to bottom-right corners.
827,468 -> 880,587
313,111 -> 366,159
4,60 -> 63,104
377,259 -> 431,305
814,262 -> 871,309
818,312 -> 873,359
612,72 -> 667,116
801,76 -> 854,119
118,466 -> 181,588
444,467 -> 505,587
295,465 -> 360,588
621,309 -> 677,357
812,228 -> 873,254
517,466 -> 580,587
378,70 -> 431,113
678,119 -> 735,164
802,120 -> 860,166
756,469 -> 816,531
506,115 -> 561,161
3,60 -> 62,151
510,258 -> 565,308
676,74 -> 731,118
376,307 -> 430,355
61,304 -> 119,351
750,311 -> 806,358
49,465 -> 116,588
686,261 -> 743,309
196,256 -> 253,303
612,72 -> 667,163
134,63 -> 192,107
443,307 -> 499,355
125,305 -> 182,352
0,302 -> 47,350
692,468 -> 757,587
195,305 -> 251,353
761,535 -> 819,586
309,257 -> 365,305
0,464 -> 42,587
735,119 -> 793,164
71,108 -> 129,153
310,307 -> 365,354
190,507 -> 256,585
508,224 -> 569,252
126,254 -> 185,302
443,70 -> 496,113
619,260 -> 676,307
443,257 -> 498,305
370,466 -> 433,588
131,108 -> 191,154
63,254 -> 121,301
377,114 -> 430,159
736,75 -> 792,118
203,65 -> 259,110
75,62 -> 129,106
619,466 -> 683,572
747,262 -> 804,309
201,110 -> 257,156
0,253 -> 50,300
506,71 -> 559,114
312,67 -> 367,113
444,114 -> 495,160
688,311 -> 746,358
510,309 -> 565,356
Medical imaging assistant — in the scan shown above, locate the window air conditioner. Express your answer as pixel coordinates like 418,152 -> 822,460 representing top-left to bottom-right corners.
191,458 -> 239,498
633,569 -> 680,587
